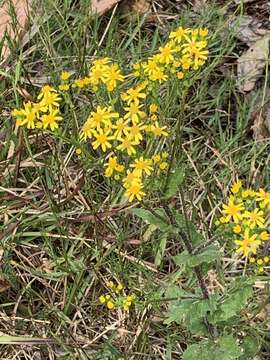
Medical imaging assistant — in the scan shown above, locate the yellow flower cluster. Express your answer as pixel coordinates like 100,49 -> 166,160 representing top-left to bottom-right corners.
217,180 -> 270,258
99,280 -> 136,311
11,85 -> 62,131
249,256 -> 269,273
11,26 -> 209,202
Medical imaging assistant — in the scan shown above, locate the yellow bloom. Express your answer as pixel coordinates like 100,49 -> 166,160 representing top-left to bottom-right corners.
60,71 -> 71,81
125,181 -> 145,202
264,256 -> 269,263
92,128 -> 113,152
222,196 -> 244,223
99,295 -> 106,304
242,189 -> 256,198
106,281 -> 115,289
104,64 -> 124,91
233,224 -> 241,234
89,106 -> 119,130
235,228 -> 261,257
199,28 -> 209,37
142,58 -> 159,77
123,169 -> 141,188
38,85 -> 61,110
149,68 -> 168,82
159,162 -> 168,170
59,84 -> 70,91
15,102 -> 37,129
149,122 -> 168,137
131,157 -> 153,176
126,122 -> 145,143
231,180 -> 242,194
249,257 -> 256,263
117,136 -> 138,155
105,156 -> 122,177
40,109 -> 63,131
112,117 -> 130,139
257,259 -> 263,265
149,103 -> 158,113
260,231 -> 269,241
107,301 -> 115,310
157,43 -> 176,64
152,154 -> 161,163
243,208 -> 265,229
121,84 -> 147,104
169,26 -> 191,42
177,71 -> 184,79
80,118 -> 95,141
124,100 -> 146,124
256,188 -> 270,209
258,267 -> 264,273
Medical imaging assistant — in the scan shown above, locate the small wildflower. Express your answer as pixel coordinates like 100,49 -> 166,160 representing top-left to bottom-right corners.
249,257 -> 256,264
233,224 -> 241,234
159,162 -> 168,170
222,196 -> 244,223
99,295 -> 106,304
107,301 -> 115,310
257,259 -> 263,266
231,180 -> 242,194
60,71 -> 71,81
260,231 -> 269,241
258,267 -> 264,273
264,256 -> 269,263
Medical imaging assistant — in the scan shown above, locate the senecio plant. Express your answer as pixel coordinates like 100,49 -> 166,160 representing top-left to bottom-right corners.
11,26 -> 208,203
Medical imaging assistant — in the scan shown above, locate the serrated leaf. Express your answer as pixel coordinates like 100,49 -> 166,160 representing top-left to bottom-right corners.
183,335 -> 241,360
173,245 -> 219,268
165,168 -> 185,198
215,285 -> 253,322
131,208 -> 171,231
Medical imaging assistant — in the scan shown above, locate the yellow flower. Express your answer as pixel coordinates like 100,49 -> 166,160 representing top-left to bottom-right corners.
106,281 -> 115,289
131,157 -> 153,176
92,57 -> 110,68
107,301 -> 115,310
233,224 -> 241,234
169,26 -> 191,42
99,295 -> 106,304
222,196 -> 244,223
149,103 -> 158,113
60,71 -> 71,81
260,231 -> 269,241
242,189 -> 256,198
199,28 -> 209,37
59,84 -> 70,91
89,106 -> 119,130
257,259 -> 263,265
249,257 -> 256,263
121,84 -> 147,104
80,118 -> 95,141
159,161 -> 168,170
177,71 -> 184,79
126,122 -> 145,143
105,156 -> 122,177
142,58 -> 159,77
92,128 -> 113,152
235,228 -> 261,257
38,85 -> 61,110
124,100 -> 146,124
123,169 -> 141,188
157,43 -> 176,64
117,283 -> 123,291
264,256 -> 269,263
243,208 -> 265,229
125,181 -> 145,202
112,117 -> 130,139
40,109 -> 63,131
152,154 -> 161,163
76,148 -> 82,156
104,64 -> 124,91
14,102 -> 37,129
117,136 -> 138,155
231,180 -> 242,194
258,267 -> 264,273
149,122 -> 168,137
256,188 -> 270,209
149,68 -> 168,82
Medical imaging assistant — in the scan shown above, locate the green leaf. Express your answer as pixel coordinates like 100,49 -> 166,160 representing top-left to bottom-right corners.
173,245 -> 219,268
165,168 -> 185,198
182,335 -> 241,360
214,282 -> 253,322
239,335 -> 261,360
131,208 -> 171,231
174,213 -> 204,245
155,233 -> 167,266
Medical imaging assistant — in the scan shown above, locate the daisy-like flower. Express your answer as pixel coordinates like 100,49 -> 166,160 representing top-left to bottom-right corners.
130,157 -> 153,176
149,122 -> 168,137
40,109 -> 63,131
111,117 -> 130,139
124,100 -> 146,124
104,156 -> 123,177
222,196 -> 244,223
14,102 -> 37,129
104,64 -> 124,91
126,122 -> 145,143
142,58 -> 159,77
169,26 -> 191,43
122,169 -> 141,188
157,43 -> 176,64
231,180 -> 242,194
121,84 -> 147,104
60,71 -> 71,81
117,136 -> 138,155
80,118 -> 96,140
256,188 -> 270,209
38,85 -> 61,110
125,181 -> 145,202
235,228 -> 261,257
149,68 -> 168,82
89,106 -> 119,130
243,208 -> 265,229
92,128 -> 113,152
